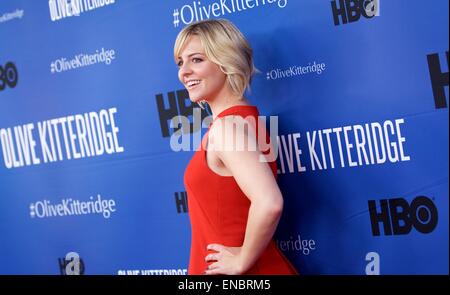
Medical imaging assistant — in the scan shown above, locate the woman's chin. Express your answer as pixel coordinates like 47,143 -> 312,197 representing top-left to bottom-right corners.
190,97 -> 203,103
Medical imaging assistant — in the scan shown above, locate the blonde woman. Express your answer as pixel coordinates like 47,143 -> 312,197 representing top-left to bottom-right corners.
174,19 -> 298,275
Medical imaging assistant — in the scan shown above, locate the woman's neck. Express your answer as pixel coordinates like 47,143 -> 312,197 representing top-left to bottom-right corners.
207,94 -> 250,119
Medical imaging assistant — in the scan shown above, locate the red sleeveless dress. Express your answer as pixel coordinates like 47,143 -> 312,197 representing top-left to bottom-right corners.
184,105 -> 298,275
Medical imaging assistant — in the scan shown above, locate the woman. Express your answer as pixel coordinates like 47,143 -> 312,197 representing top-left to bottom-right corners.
174,19 -> 298,275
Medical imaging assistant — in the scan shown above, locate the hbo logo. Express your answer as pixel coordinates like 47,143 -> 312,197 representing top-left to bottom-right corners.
368,196 -> 438,236
0,62 -> 18,91
331,0 -> 380,26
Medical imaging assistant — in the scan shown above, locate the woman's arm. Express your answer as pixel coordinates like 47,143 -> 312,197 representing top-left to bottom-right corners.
204,116 -> 284,275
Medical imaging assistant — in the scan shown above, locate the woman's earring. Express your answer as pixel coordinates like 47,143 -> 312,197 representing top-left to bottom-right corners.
197,100 -> 207,109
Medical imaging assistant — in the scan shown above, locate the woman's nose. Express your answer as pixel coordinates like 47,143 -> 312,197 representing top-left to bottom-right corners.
179,62 -> 192,76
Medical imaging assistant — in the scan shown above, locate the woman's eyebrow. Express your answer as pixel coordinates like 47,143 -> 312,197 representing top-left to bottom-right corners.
178,52 -> 204,59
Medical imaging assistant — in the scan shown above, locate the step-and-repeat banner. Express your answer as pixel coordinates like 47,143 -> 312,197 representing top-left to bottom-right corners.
0,0 -> 448,274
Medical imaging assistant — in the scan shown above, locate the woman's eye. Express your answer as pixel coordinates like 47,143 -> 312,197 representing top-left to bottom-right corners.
177,58 -> 202,67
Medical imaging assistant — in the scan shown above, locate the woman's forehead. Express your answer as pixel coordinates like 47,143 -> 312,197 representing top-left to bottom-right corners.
179,36 -> 204,55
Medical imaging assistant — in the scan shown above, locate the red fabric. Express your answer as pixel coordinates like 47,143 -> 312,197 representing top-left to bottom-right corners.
184,105 -> 298,275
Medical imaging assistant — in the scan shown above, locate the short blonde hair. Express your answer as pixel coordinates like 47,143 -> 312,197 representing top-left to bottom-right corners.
174,19 -> 257,98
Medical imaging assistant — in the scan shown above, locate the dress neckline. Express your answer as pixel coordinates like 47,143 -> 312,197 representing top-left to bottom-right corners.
214,104 -> 257,119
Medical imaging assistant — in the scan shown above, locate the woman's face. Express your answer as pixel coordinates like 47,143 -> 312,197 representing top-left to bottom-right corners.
177,35 -> 228,103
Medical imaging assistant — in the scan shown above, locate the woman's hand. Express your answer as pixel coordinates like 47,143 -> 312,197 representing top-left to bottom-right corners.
204,244 -> 246,275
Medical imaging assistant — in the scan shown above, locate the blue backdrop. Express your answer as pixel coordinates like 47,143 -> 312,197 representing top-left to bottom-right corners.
0,0 -> 448,275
